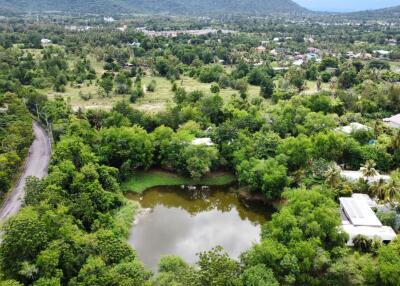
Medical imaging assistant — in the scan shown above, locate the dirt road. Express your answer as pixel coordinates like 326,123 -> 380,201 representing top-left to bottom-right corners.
0,122 -> 51,222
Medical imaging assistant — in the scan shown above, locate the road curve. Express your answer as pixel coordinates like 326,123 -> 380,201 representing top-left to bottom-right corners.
0,122 -> 51,222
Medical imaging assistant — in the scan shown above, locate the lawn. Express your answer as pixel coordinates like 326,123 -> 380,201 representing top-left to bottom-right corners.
122,170 -> 236,193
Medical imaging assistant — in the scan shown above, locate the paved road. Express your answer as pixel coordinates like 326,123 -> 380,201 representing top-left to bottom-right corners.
0,122 -> 51,222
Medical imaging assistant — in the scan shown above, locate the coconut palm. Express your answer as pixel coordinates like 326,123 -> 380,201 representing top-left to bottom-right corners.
324,163 -> 341,189
360,160 -> 379,183
384,179 -> 400,206
391,130 -> 400,151
369,178 -> 386,201
374,120 -> 383,139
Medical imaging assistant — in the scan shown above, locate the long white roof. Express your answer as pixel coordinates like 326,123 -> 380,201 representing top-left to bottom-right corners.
340,197 -> 382,227
340,170 -> 390,183
191,138 -> 214,146
342,224 -> 397,245
384,114 -> 400,125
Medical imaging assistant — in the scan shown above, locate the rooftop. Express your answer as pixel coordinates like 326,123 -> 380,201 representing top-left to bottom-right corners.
384,114 -> 400,125
340,197 -> 382,227
191,138 -> 214,146
339,194 -> 397,245
340,170 -> 391,183
336,122 -> 371,134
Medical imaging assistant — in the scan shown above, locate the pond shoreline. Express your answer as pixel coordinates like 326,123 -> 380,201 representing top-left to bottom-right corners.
122,169 -> 236,193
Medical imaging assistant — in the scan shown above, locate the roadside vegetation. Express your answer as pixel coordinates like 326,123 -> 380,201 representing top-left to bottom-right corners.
0,93 -> 33,201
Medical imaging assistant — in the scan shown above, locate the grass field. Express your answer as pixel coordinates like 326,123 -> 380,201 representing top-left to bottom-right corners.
48,74 -> 264,113
122,170 -> 236,193
45,52 -> 265,112
301,80 -> 331,95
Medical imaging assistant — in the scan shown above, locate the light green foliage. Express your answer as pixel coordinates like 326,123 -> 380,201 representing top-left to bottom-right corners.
0,93 -> 33,196
182,144 -> 219,180
327,253 -> 378,286
243,188 -> 347,285
197,246 -> 242,286
98,126 -> 154,169
237,158 -> 288,199
378,238 -> 400,286
277,135 -> 313,170
241,264 -> 279,286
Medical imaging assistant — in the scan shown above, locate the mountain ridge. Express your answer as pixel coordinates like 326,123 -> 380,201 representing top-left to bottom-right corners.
0,0 -> 307,16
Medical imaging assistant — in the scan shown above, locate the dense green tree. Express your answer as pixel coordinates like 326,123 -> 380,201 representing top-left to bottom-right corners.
98,126 -> 154,169
277,135 -> 313,170
237,158 -> 288,199
260,77 -> 275,99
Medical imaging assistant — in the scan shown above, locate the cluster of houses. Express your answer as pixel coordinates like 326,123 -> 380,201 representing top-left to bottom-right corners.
254,33 -> 396,70
345,50 -> 392,60
66,25 -> 92,32
335,116 -> 400,245
136,28 -> 236,38
255,40 -> 323,68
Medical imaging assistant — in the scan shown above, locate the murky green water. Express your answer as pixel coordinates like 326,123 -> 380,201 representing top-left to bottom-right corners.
126,185 -> 272,270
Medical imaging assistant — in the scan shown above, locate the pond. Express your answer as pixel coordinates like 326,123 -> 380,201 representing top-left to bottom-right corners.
126,185 -> 273,271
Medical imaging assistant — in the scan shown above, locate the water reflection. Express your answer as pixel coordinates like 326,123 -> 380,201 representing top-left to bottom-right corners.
126,186 -> 272,270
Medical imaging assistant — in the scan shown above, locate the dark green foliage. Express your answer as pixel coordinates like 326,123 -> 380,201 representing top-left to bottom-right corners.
368,60 -> 390,70
353,235 -> 373,253
260,77 -> 275,99
0,93 -> 33,197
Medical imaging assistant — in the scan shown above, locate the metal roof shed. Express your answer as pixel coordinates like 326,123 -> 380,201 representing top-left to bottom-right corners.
339,197 -> 382,227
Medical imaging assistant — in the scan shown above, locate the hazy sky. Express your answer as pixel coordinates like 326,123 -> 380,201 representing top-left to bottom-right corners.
294,0 -> 400,12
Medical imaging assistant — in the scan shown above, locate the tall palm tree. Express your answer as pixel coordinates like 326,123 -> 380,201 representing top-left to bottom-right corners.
384,180 -> 400,206
391,130 -> 400,151
369,178 -> 386,201
374,120 -> 383,139
360,160 -> 379,183
325,163 -> 341,189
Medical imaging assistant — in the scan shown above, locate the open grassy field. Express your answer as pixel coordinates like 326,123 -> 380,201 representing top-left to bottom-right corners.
45,52 -> 265,112
122,170 -> 236,193
48,74 -> 264,113
301,80 -> 331,95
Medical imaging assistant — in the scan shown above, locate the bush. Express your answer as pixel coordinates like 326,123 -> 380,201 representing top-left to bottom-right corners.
321,71 -> 332,83
198,65 -> 224,83
260,76 -> 275,99
147,80 -> 156,92
377,211 -> 398,231
79,91 -> 93,101
210,83 -> 220,93
353,235 -> 373,253
130,87 -> 144,103
368,60 -> 390,70
218,74 -> 230,89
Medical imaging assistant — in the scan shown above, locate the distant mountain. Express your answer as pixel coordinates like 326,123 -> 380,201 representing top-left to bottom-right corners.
0,0 -> 307,16
347,5 -> 400,18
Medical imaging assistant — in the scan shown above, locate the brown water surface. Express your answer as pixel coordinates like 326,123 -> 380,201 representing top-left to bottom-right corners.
126,186 -> 272,270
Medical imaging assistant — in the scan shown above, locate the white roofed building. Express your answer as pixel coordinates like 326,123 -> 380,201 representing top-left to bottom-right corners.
383,114 -> 400,129
191,138 -> 214,146
335,122 -> 371,134
41,39 -> 52,46
340,170 -> 391,184
340,194 -> 397,246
